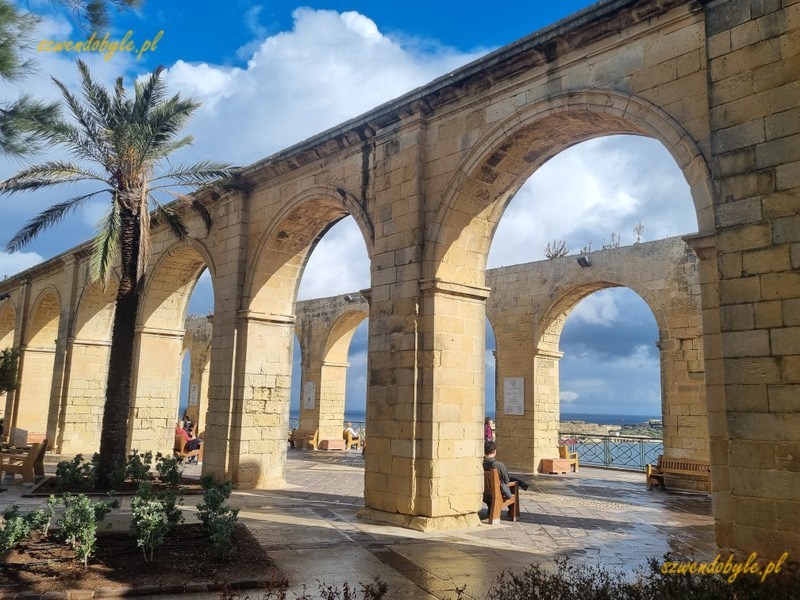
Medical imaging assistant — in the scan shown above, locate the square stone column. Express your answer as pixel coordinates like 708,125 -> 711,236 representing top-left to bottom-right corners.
360,278 -> 487,531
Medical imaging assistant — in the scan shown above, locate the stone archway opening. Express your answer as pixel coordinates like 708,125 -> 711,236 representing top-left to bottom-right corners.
130,244 -> 214,455
15,290 -> 60,441
230,195 -> 373,487
412,100 -> 711,526
0,300 -> 17,423
293,215 -> 371,445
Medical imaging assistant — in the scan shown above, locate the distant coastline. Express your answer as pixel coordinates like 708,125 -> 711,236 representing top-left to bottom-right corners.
290,411 -> 661,426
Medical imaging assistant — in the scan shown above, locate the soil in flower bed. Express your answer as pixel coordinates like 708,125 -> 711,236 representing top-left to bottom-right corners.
25,475 -> 204,497
0,523 -> 285,595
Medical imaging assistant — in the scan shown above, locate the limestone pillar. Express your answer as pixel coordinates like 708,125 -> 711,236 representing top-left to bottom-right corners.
58,338 -> 110,455
222,312 -> 293,488
493,337 -> 561,473
128,327 -> 185,455
362,279 -> 487,531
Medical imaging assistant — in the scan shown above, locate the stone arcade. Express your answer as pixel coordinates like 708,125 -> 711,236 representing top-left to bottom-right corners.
0,0 -> 797,558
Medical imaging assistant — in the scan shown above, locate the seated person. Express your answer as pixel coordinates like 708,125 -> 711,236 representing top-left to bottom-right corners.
343,422 -> 359,446
175,422 -> 201,461
482,439 -> 529,509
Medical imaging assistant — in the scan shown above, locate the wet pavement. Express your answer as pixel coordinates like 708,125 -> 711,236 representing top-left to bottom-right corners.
2,450 -> 716,599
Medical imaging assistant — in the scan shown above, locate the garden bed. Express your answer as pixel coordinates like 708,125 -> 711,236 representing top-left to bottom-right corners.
0,523 -> 285,597
25,475 -> 204,497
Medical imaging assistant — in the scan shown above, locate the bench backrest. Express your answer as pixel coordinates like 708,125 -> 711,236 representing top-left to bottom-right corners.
291,429 -> 317,440
483,468 -> 501,498
657,456 -> 711,475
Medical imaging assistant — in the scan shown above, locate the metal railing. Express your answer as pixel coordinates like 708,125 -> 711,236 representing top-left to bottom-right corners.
559,431 -> 663,472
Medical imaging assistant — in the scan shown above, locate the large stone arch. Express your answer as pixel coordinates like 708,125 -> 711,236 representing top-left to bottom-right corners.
129,240 -> 215,454
424,89 -> 712,285
15,288 -> 61,439
244,185 -> 374,314
486,238 -> 706,472
0,300 -> 17,422
295,299 -> 368,442
58,279 -> 119,454
224,186 -> 373,487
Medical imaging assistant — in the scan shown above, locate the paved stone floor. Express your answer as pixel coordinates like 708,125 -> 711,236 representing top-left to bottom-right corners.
2,450 -> 716,599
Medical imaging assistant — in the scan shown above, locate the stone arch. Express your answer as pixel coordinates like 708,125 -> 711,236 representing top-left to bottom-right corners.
74,278 -> 118,342
317,309 -> 368,440
0,299 -> 16,349
535,278 -> 668,354
130,240 -> 215,454
244,185 -> 374,316
16,288 -> 61,438
424,89 -> 713,285
138,240 -> 216,330
0,300 -> 17,422
26,288 -> 60,348
536,275 -> 706,464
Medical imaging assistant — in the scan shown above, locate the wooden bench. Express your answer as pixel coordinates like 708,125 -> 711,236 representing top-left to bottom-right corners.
343,429 -> 361,450
483,467 -> 520,524
174,435 -> 203,464
0,439 -> 47,485
646,455 -> 710,491
289,429 -> 318,450
558,445 -> 579,472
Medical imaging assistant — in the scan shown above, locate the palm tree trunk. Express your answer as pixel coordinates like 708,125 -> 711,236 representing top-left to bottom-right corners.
95,207 -> 141,489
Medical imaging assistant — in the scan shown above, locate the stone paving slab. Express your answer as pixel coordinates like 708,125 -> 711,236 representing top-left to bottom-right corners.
0,450 -> 715,599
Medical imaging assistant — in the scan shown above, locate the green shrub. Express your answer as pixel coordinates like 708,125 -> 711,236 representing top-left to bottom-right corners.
0,506 -> 31,552
155,453 -> 183,489
130,482 -> 184,563
57,494 -> 118,569
125,450 -> 154,485
56,454 -> 92,487
197,475 -> 238,560
0,498 -> 58,552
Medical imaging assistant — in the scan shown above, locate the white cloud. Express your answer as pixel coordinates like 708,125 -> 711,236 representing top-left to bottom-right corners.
487,135 -> 697,268
298,217 -> 371,300
161,8 -> 486,166
568,289 -> 621,327
0,251 -> 45,279
560,391 -> 579,403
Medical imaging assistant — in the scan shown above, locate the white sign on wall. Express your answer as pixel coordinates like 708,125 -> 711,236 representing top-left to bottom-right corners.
303,381 -> 316,410
188,384 -> 199,406
503,377 -> 524,415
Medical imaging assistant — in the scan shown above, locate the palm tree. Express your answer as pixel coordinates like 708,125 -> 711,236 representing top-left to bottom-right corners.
0,60 -> 236,488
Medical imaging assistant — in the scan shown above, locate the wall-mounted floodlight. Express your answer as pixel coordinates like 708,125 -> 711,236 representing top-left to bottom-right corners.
0,292 -> 10,301
576,256 -> 592,268
344,294 -> 355,303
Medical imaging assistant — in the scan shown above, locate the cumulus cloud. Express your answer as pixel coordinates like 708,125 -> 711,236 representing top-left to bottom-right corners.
0,251 -> 45,279
560,391 -> 579,403
162,8 -> 486,166
487,135 -> 697,268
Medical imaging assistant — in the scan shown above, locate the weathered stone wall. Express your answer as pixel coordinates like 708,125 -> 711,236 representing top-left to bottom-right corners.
698,0 -> 800,557
0,0 -> 796,557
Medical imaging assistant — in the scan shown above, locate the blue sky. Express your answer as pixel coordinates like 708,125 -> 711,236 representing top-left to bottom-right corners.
2,1 -> 699,418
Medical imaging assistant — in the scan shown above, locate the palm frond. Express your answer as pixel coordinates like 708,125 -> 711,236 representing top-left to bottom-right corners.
50,75 -> 114,162
89,200 -> 121,283
0,162 -> 107,194
150,161 -> 237,186
6,190 -> 105,252
151,198 -> 188,240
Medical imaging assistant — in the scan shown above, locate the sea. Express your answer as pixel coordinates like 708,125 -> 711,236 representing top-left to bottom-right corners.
291,411 -> 659,426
